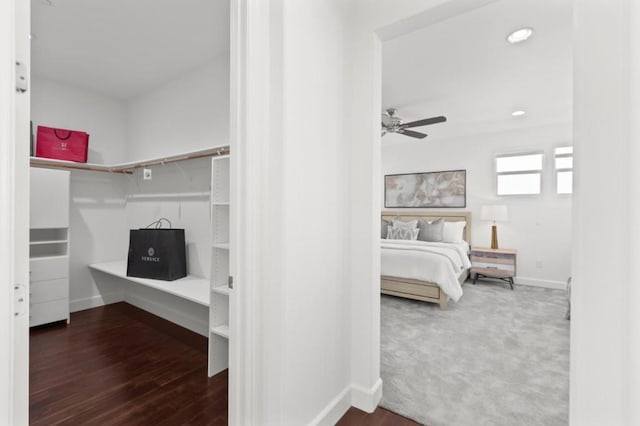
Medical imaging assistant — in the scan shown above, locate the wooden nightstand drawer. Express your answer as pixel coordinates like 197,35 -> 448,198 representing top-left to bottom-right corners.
470,255 -> 515,265
471,262 -> 514,272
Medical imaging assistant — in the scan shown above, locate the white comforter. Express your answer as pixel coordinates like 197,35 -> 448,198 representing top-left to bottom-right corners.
381,240 -> 471,302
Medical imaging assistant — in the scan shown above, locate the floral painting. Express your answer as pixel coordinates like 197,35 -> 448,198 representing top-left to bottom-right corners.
385,170 -> 466,208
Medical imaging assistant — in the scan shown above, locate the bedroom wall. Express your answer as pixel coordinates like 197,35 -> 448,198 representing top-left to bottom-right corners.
126,56 -> 230,162
382,122 -> 572,288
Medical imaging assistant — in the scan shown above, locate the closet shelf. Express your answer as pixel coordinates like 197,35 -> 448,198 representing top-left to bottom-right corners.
212,242 -> 230,250
212,285 -> 230,296
29,240 -> 68,245
212,201 -> 230,206
211,324 -> 229,339
29,254 -> 68,260
126,191 -> 210,201
30,145 -> 230,175
89,261 -> 210,307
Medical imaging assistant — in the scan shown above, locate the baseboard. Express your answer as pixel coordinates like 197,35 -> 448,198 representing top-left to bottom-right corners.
308,386 -> 351,426
125,292 -> 208,336
515,276 -> 567,290
351,378 -> 382,413
70,292 -> 124,312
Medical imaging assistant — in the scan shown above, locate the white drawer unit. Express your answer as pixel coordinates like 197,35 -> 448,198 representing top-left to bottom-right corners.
30,168 -> 70,229
30,299 -> 69,327
29,167 -> 70,327
30,279 -> 69,304
30,256 -> 69,282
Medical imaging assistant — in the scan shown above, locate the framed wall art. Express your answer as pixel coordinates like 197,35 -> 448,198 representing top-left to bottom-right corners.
384,170 -> 466,208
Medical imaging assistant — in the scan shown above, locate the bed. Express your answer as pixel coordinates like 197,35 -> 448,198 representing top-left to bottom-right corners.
381,211 -> 472,309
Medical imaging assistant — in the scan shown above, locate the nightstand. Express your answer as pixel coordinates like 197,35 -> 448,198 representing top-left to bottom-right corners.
470,247 -> 517,290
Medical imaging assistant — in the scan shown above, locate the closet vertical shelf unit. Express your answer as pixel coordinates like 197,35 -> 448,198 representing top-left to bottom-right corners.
209,154 -> 231,376
29,167 -> 71,327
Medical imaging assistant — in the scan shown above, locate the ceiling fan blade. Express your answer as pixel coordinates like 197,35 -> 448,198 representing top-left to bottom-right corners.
402,116 -> 447,129
399,129 -> 427,139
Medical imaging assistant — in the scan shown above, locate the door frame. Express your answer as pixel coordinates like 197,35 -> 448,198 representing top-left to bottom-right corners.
1,0 -> 30,424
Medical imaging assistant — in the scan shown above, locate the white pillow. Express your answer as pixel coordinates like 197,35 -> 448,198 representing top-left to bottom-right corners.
442,221 -> 466,243
387,225 -> 420,240
392,219 -> 418,230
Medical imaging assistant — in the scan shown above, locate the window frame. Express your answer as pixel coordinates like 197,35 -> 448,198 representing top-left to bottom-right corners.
494,150 -> 544,196
554,145 -> 573,195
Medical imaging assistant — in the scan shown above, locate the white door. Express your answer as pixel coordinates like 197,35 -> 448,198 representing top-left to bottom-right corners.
0,0 -> 30,423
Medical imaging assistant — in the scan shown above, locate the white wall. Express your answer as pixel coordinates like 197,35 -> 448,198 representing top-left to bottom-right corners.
124,158 -> 212,279
279,1 -> 351,423
69,171 -> 127,311
572,0 -> 640,424
31,77 -> 130,310
235,0 -> 352,424
31,76 -> 128,164
126,57 -> 230,161
382,123 -> 572,288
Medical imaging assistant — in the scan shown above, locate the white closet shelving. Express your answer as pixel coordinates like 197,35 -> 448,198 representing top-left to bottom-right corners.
31,147 -> 232,377
89,261 -> 210,307
29,146 -> 229,174
208,154 -> 231,376
29,168 -> 70,326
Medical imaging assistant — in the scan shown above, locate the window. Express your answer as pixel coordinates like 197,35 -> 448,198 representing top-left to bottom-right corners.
555,146 -> 573,194
495,152 -> 543,195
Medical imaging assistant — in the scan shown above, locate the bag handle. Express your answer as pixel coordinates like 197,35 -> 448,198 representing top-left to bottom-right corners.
53,129 -> 72,140
145,217 -> 173,229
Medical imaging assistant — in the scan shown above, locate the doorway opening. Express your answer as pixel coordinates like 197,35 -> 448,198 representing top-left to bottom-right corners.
28,0 -> 233,423
377,1 -> 572,424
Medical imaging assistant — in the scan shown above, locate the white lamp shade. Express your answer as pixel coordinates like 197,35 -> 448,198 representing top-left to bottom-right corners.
481,205 -> 508,222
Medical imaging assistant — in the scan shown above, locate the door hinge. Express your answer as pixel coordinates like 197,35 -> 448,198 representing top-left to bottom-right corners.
14,284 -> 27,317
16,61 -> 28,93
228,275 -> 234,289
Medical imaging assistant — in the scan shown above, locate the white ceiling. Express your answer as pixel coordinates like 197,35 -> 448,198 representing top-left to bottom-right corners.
382,0 -> 572,145
31,0 -> 230,100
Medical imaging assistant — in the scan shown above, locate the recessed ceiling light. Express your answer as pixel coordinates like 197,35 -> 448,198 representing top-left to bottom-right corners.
507,27 -> 533,44
512,110 -> 526,117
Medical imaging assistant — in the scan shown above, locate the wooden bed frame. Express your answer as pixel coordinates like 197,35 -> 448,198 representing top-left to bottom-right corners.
381,210 -> 472,309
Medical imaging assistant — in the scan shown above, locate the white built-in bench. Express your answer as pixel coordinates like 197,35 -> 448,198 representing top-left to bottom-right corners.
89,261 -> 210,335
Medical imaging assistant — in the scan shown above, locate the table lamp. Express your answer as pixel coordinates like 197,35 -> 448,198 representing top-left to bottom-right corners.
481,205 -> 508,249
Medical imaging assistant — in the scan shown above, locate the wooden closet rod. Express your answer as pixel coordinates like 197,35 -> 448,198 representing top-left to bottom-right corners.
30,145 -> 230,174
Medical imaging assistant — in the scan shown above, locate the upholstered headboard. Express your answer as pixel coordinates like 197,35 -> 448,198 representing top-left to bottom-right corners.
381,210 -> 472,245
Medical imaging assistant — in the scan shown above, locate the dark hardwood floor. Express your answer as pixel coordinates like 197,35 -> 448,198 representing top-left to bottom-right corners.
338,407 -> 421,426
30,303 -> 419,425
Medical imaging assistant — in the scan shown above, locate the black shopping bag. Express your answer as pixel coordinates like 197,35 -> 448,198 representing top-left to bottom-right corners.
127,229 -> 187,281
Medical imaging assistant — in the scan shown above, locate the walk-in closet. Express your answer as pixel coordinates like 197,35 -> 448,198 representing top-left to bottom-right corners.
28,0 -> 233,422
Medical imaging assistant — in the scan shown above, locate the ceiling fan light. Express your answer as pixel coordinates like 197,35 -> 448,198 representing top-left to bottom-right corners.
507,27 -> 533,44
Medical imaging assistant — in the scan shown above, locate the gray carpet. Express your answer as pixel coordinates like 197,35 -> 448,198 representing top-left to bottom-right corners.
380,281 -> 570,426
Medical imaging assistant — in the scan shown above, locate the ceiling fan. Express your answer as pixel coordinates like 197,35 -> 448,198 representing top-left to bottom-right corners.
381,108 -> 447,139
